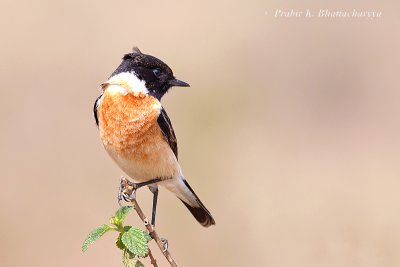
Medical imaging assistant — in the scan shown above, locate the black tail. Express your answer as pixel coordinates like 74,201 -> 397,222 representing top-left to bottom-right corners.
181,179 -> 215,227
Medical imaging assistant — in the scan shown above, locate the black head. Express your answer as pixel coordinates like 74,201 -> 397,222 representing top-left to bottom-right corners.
110,47 -> 189,100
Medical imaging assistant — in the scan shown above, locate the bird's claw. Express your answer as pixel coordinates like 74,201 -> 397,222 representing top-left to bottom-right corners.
160,238 -> 169,252
118,177 -> 137,206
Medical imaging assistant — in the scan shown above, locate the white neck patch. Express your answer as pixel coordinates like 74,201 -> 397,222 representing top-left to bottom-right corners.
106,72 -> 148,96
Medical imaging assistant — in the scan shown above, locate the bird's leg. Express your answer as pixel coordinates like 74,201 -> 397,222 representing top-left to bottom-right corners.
148,186 -> 159,227
119,177 -> 169,251
118,177 -> 162,206
148,186 -> 168,251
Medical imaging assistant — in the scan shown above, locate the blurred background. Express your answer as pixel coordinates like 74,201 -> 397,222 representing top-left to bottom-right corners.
1,0 -> 400,266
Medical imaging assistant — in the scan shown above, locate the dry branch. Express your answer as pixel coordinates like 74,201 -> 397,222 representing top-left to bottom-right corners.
120,177 -> 179,267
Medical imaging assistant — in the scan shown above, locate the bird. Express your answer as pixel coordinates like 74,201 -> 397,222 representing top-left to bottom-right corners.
94,47 -> 215,227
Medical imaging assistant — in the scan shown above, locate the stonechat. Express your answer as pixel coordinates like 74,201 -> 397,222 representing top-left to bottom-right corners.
94,47 -> 215,227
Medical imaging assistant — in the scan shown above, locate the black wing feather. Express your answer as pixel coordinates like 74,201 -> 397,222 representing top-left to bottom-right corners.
157,108 -> 178,159
93,95 -> 102,127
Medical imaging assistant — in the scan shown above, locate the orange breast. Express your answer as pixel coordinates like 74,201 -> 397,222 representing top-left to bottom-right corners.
97,89 -> 179,182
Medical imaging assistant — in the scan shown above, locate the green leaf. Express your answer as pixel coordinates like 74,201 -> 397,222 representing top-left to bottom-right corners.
111,206 -> 133,227
134,260 -> 145,267
82,224 -> 113,252
123,226 -> 133,232
115,206 -> 133,222
116,233 -> 125,250
116,226 -> 133,250
144,232 -> 152,242
122,250 -> 144,267
121,227 -> 150,258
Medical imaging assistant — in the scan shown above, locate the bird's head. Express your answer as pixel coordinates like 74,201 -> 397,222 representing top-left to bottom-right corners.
109,47 -> 190,100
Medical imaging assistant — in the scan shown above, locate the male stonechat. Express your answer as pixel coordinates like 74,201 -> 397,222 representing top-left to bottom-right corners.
94,47 -> 215,227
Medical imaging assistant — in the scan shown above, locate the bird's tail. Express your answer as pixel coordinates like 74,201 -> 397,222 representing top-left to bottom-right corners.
162,177 -> 215,227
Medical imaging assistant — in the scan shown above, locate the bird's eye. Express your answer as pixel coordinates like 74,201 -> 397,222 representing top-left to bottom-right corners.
153,68 -> 162,78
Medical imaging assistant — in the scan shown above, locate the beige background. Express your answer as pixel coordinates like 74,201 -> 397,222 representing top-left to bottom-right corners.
1,0 -> 400,266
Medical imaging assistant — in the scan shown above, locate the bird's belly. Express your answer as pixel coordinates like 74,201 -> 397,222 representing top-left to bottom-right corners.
105,136 -> 180,183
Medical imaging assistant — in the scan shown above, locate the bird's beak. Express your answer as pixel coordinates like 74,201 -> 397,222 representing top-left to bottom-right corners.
169,78 -> 190,87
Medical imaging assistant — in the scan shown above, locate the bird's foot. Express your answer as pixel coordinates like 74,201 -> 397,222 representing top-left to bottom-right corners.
118,177 -> 162,206
148,232 -> 168,252
160,237 -> 169,252
118,177 -> 137,206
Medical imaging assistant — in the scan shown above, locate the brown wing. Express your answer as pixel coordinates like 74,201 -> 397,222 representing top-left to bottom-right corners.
157,108 -> 178,159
